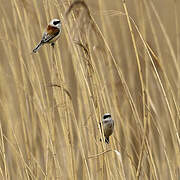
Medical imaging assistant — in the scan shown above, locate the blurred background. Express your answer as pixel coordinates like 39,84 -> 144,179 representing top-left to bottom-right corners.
0,0 -> 179,179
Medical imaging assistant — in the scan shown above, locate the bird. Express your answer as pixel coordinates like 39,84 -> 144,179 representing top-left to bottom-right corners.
33,19 -> 61,53
99,113 -> 114,144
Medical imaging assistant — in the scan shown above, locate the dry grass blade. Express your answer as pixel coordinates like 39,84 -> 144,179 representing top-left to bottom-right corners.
0,0 -> 179,179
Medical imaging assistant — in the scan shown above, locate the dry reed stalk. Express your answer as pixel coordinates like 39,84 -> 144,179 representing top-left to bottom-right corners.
144,1 -> 180,148
65,2 -> 110,180
0,0 -> 179,179
121,1 -> 147,178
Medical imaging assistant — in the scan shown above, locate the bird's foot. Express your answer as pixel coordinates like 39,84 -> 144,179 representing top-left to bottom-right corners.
105,137 -> 109,144
51,42 -> 55,48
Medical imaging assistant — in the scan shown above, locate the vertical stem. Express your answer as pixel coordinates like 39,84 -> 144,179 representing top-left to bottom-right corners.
121,1 -> 146,178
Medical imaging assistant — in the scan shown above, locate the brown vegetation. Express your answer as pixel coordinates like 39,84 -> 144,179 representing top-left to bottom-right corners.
0,0 -> 179,179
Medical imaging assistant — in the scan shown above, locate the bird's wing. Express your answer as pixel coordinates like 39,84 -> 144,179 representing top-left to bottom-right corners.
112,119 -> 114,127
42,30 -> 59,43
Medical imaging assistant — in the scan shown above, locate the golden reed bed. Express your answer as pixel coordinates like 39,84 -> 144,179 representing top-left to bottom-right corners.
0,0 -> 179,179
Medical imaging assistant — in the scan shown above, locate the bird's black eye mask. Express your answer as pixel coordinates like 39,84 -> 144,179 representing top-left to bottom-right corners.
53,21 -> 60,25
103,115 -> 111,119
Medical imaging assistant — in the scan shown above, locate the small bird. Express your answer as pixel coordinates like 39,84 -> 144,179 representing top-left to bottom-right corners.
99,113 -> 114,144
33,19 -> 61,53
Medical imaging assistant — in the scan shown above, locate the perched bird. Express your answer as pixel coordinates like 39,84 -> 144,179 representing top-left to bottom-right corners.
100,113 -> 114,144
33,19 -> 61,53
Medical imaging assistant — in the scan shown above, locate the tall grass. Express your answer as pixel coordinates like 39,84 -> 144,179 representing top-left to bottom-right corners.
0,0 -> 179,179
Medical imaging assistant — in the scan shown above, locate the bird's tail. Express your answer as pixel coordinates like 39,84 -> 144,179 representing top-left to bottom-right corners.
33,41 -> 43,53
